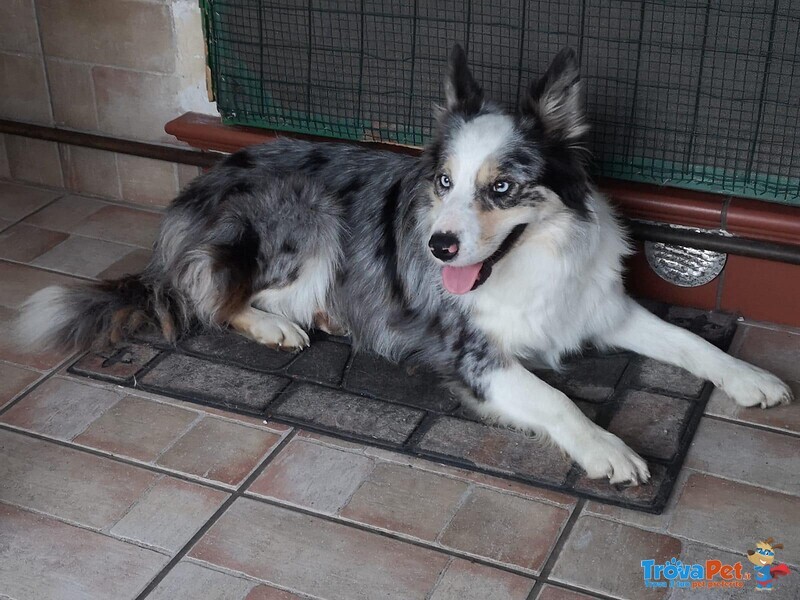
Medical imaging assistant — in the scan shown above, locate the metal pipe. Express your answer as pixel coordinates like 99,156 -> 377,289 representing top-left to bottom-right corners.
629,221 -> 800,265
3,118 -> 799,265
0,119 -> 224,168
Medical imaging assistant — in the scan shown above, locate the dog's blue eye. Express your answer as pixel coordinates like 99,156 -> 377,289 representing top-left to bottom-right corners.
439,174 -> 451,188
493,181 -> 510,193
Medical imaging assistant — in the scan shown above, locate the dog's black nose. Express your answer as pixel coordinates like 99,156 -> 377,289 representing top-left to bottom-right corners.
429,232 -> 460,261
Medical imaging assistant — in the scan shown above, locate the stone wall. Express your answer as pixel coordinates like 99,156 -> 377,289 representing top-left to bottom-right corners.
0,0 -> 219,207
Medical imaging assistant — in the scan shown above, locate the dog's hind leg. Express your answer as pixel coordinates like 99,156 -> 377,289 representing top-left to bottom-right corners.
596,298 -> 793,408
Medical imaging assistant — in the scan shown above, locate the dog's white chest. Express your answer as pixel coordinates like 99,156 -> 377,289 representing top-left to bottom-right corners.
466,241 -> 626,361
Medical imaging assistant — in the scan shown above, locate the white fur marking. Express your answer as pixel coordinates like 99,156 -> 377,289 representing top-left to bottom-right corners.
252,254 -> 335,327
432,114 -> 517,265
231,307 -> 309,350
478,363 -> 650,484
15,286 -> 73,350
599,301 -> 793,409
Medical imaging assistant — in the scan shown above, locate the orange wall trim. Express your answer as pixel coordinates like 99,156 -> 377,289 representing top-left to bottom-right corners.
166,113 -> 800,327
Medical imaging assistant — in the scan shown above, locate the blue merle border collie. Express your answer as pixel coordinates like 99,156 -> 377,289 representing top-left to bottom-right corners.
19,46 -> 792,485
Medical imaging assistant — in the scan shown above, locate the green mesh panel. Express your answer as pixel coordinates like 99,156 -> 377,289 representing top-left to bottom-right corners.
201,0 -> 800,205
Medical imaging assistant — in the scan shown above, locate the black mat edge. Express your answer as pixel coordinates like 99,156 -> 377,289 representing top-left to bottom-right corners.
65,313 -> 736,515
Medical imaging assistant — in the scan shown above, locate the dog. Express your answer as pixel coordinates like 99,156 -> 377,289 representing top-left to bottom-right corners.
18,45 -> 792,485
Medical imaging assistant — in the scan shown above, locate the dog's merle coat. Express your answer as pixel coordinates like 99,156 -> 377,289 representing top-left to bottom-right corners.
20,46 -> 792,485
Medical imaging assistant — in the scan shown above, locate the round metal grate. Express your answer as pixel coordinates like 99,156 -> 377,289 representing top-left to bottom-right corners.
645,238 -> 727,287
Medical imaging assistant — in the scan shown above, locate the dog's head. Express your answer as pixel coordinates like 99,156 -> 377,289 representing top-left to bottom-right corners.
747,538 -> 783,566
424,44 -> 590,294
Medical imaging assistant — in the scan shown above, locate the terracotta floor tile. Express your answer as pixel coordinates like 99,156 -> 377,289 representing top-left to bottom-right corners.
0,429 -> 158,529
98,247 -> 152,279
0,181 -> 61,221
734,325 -> 800,384
0,361 -> 40,409
705,387 -> 800,435
147,561 -> 255,600
0,259 -> 77,308
74,395 -> 200,462
429,558 -> 535,600
340,462 -> 469,541
111,476 -> 228,552
245,585 -> 306,600
685,418 -> 800,495
0,223 -> 69,262
72,204 -> 162,248
32,234 -> 136,278
1,377 -> 124,440
0,304 -> 74,370
189,497 -> 449,599
0,503 -> 168,600
22,193 -> 106,231
669,474 -> 800,564
157,417 -> 283,486
581,469 -> 692,534
549,515 -> 682,599
535,584 -> 602,600
248,437 -> 375,513
0,261 -> 78,369
439,487 -> 571,573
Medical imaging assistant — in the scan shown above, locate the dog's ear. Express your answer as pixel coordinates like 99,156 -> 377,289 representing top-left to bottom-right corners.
522,48 -> 587,143
445,44 -> 484,116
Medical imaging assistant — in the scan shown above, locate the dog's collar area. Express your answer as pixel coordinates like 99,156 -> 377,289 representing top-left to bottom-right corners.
472,223 -> 528,290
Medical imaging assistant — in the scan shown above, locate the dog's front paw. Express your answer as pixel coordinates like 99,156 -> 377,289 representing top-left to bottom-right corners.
721,364 -> 793,409
573,429 -> 650,486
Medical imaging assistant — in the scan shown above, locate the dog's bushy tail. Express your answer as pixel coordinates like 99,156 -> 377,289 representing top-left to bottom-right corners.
16,273 -> 189,353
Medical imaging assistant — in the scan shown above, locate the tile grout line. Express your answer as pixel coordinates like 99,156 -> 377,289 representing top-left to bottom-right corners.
582,507 -> 800,570
105,473 -> 166,535
0,187 -> 67,234
240,491 -> 538,580
0,501 -> 175,557
148,411 -> 206,465
0,423 -> 233,493
0,352 -> 80,418
533,581 -> 620,600
432,484 -> 474,545
526,498 -> 587,600
0,257 -> 98,283
5,416 -> 795,585
181,557 -> 327,600
133,428 -> 300,600
423,556 -> 455,600
704,412 -> 800,440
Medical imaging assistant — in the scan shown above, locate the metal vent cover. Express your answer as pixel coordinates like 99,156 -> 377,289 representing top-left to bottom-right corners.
644,224 -> 727,288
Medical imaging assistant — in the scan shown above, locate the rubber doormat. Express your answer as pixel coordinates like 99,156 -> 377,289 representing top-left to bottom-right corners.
68,303 -> 737,513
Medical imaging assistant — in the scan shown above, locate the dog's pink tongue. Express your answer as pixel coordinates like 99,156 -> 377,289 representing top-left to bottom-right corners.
442,263 -> 483,295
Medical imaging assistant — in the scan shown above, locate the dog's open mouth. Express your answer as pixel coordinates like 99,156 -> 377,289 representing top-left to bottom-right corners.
441,224 -> 527,294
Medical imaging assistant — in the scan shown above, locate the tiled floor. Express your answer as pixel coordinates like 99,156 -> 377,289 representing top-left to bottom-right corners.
0,180 -> 799,600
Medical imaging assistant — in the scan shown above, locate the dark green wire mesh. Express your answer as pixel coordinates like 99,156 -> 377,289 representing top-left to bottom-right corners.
201,0 -> 800,205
